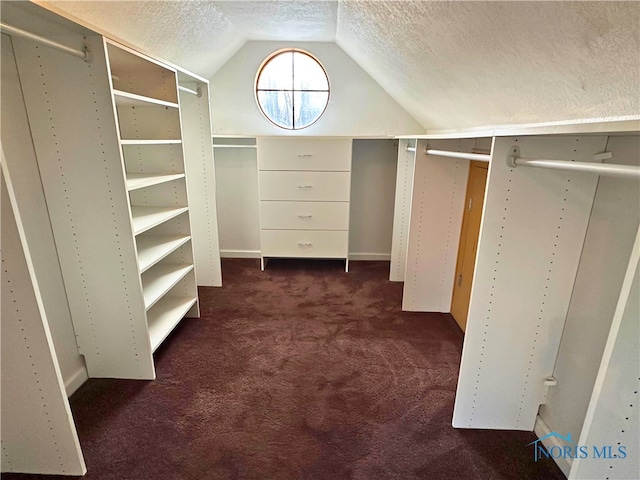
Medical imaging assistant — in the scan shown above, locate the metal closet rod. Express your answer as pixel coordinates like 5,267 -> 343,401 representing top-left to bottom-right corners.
405,146 -> 417,153
0,22 -> 88,61
212,144 -> 257,149
178,85 -> 202,97
508,147 -> 640,179
425,147 -> 491,162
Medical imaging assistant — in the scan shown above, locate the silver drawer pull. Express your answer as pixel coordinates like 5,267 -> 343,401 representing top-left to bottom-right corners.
297,154 -> 313,157
297,242 -> 312,247
298,214 -> 313,219
297,184 -> 313,189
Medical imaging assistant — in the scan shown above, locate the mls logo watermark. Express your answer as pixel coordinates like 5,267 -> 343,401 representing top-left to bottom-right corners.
527,432 -> 627,462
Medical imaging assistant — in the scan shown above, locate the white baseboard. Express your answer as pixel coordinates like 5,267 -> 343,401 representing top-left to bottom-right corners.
220,250 -> 391,261
534,414 -> 571,478
348,253 -> 391,261
220,249 -> 261,259
64,365 -> 89,397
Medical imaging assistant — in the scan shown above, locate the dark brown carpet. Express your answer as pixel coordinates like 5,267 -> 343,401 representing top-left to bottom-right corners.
4,259 -> 565,480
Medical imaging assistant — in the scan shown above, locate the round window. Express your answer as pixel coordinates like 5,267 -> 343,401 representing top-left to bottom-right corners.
255,49 -> 329,130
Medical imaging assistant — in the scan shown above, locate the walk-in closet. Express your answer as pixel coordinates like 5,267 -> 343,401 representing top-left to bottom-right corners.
1,1 -> 638,478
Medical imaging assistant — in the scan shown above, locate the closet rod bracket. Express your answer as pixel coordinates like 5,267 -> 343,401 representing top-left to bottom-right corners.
507,146 -> 520,168
82,41 -> 92,63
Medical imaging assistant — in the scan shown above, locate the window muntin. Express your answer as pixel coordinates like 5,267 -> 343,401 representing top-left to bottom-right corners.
256,49 -> 329,130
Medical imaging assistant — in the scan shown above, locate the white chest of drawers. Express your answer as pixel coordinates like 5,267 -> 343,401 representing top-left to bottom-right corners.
257,138 -> 352,271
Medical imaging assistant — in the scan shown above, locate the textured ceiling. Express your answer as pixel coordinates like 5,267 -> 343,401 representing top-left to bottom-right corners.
47,1 -> 338,78
45,1 -> 640,130
335,1 -> 640,128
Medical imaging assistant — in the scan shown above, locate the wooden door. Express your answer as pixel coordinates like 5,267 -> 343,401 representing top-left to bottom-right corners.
451,161 -> 488,331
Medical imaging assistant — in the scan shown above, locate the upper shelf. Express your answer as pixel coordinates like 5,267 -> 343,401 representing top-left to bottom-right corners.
106,41 -> 179,104
113,90 -> 179,109
397,117 -> 640,141
120,139 -> 182,146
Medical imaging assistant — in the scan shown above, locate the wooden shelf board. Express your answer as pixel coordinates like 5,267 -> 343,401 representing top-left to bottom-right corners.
136,235 -> 191,273
120,139 -> 182,145
131,206 -> 189,235
113,89 -> 179,109
142,263 -> 193,311
126,173 -> 185,191
147,296 -> 197,352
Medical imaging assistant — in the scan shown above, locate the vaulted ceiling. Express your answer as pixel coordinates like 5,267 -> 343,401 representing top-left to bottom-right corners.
45,1 -> 640,130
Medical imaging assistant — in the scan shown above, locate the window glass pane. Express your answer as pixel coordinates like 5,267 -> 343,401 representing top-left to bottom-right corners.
257,90 -> 294,129
293,52 -> 329,91
256,49 -> 329,129
257,51 -> 293,90
294,91 -> 329,129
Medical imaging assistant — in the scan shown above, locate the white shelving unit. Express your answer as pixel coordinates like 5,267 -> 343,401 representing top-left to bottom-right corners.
107,38 -> 200,357
1,2 -> 220,475
6,29 -> 201,381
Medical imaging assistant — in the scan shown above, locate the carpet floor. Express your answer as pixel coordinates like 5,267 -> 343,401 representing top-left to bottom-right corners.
5,259 -> 565,480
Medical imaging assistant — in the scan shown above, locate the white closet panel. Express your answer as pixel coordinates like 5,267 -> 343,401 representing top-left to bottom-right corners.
453,135 -> 607,430
179,79 -> 222,286
389,139 -> 416,281
0,34 -> 86,394
569,233 -> 639,480
1,166 -> 86,475
402,139 -> 474,311
13,34 -> 155,379
539,135 -> 640,449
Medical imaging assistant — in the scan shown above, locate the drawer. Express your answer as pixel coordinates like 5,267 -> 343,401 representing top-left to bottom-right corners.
261,230 -> 348,258
259,171 -> 350,201
257,138 -> 352,171
260,201 -> 349,230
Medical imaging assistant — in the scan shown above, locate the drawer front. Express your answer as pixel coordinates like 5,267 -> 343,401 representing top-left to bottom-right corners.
257,138 -> 352,171
259,171 -> 350,201
260,201 -> 349,230
261,230 -> 348,258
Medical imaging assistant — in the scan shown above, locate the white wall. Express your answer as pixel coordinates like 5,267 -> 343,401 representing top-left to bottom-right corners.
214,138 -> 398,259
539,135 -> 640,441
209,41 -> 423,137
349,139 -> 398,259
214,145 -> 261,257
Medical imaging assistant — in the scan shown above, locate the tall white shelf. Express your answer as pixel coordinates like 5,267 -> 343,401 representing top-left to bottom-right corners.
106,39 -> 200,358
1,2 -> 220,475
4,10 -> 202,383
